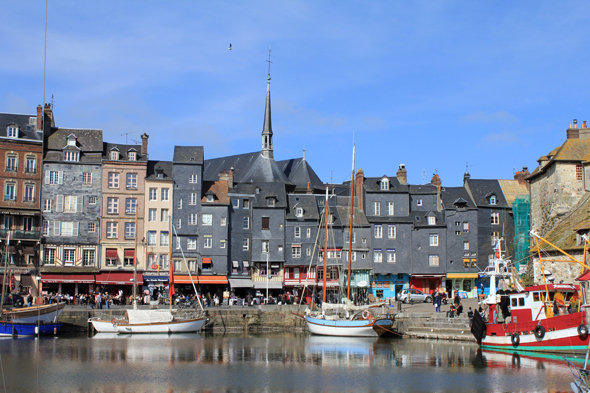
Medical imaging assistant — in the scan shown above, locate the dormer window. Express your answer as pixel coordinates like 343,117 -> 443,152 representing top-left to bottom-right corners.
380,178 -> 389,190
490,195 -> 497,205
110,151 -> 119,160
128,151 -> 136,161
295,207 -> 303,217
67,135 -> 77,146
64,151 -> 79,162
417,199 -> 423,206
156,169 -> 164,178
267,197 -> 275,207
206,195 -> 214,203
7,126 -> 18,138
427,216 -> 436,225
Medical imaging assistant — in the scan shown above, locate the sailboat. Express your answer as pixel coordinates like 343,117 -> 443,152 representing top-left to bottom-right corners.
296,146 -> 395,337
0,232 -> 63,337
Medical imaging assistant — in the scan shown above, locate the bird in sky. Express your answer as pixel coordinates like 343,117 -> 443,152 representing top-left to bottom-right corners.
228,43 -> 232,50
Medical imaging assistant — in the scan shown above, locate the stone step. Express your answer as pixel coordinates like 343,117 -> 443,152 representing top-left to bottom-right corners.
422,321 -> 471,329
409,326 -> 471,335
404,330 -> 475,342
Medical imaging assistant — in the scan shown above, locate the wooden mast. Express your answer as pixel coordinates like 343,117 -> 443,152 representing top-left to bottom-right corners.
346,145 -> 355,301
133,208 -> 138,309
323,185 -> 328,303
0,232 -> 10,312
169,218 -> 173,311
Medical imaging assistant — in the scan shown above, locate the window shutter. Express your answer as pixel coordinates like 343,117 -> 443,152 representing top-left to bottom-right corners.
73,222 -> 79,237
58,171 -> 63,184
53,221 -> 60,236
56,195 -> 64,212
44,170 -> 50,184
76,196 -> 83,213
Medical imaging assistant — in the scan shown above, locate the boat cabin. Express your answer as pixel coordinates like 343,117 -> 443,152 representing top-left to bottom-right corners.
507,284 -> 580,324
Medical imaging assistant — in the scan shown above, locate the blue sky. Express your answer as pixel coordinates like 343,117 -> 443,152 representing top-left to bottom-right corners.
2,1 -> 590,186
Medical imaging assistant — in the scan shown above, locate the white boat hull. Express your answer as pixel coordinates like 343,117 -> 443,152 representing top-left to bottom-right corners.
116,317 -> 207,334
89,318 -> 118,333
3,302 -> 65,323
305,316 -> 378,337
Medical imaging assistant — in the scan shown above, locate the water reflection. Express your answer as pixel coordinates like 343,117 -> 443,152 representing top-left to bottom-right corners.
0,333 -> 577,392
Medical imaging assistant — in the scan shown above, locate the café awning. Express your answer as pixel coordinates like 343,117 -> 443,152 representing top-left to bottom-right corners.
446,273 -> 479,279
40,273 -> 95,284
228,278 -> 254,288
173,275 -> 228,284
202,258 -> 212,265
253,281 -> 282,289
95,272 -> 141,285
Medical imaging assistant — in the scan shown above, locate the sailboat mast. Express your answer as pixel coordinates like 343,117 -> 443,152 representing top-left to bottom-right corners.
0,232 -> 10,311
169,219 -> 173,311
133,209 -> 138,309
347,144 -> 355,301
323,185 -> 328,303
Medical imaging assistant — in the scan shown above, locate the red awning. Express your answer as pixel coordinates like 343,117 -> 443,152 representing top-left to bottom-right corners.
40,274 -> 95,284
106,249 -> 118,259
124,249 -> 135,258
173,275 -> 227,284
95,272 -> 142,285
202,258 -> 212,264
577,270 -> 590,282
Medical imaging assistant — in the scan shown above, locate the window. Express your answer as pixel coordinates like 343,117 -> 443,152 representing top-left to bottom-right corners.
463,222 -> 469,231
429,255 -> 440,266
292,245 -> 301,258
63,195 -> 79,213
386,249 -> 396,263
202,214 -> 212,226
373,250 -> 383,263
187,237 -> 197,250
296,207 -> 303,217
88,222 -> 96,232
23,216 -> 33,231
6,155 -> 16,172
177,199 -> 182,209
463,241 -> 470,250
44,248 -> 56,265
176,218 -> 181,229
491,212 -> 499,225
160,255 -> 168,269
427,216 -> 436,225
82,172 -> 92,185
307,228 -> 311,238
374,225 -> 383,238
61,221 -> 78,236
577,164 -> 583,181
188,260 -> 196,272
490,195 -> 497,205
149,188 -> 157,201
262,217 -> 270,230
160,231 -> 169,247
429,234 -> 439,247
388,225 -> 396,239
204,237 -> 212,248
47,171 -> 63,185
42,199 -> 52,212
262,240 -> 270,253
89,196 -> 97,204
220,239 -> 226,248
173,260 -> 182,271
147,231 -> 156,246
243,217 -> 249,229
128,151 -> 137,161
189,174 -> 198,184
63,249 -> 75,266
189,213 -> 197,225
232,199 -> 239,208
148,208 -> 157,222
83,250 -> 95,266
417,199 -> 423,206
267,198 -> 275,207
161,188 -> 169,201
161,209 -> 169,222
387,202 -> 394,216
381,179 -> 389,190
491,231 -> 500,246
455,231 -> 461,236
295,227 -> 301,238
23,184 -> 34,202
344,251 -> 356,261
124,253 -> 134,266
106,222 -> 118,238
189,193 -> 197,205
7,126 -> 18,138
126,198 -> 137,214
25,157 -> 36,173
108,173 -> 119,188
374,202 -> 380,215
107,197 -> 119,214
125,222 -> 136,239
64,151 -> 79,162
110,151 -> 119,160
42,220 -> 49,236
4,216 -> 14,229
243,199 -> 250,208
243,238 -> 249,251
126,173 -> 137,189
4,182 -> 15,201
221,217 -> 226,226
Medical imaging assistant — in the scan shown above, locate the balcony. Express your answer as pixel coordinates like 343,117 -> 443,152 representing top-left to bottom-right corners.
0,229 -> 41,240
5,166 -> 17,172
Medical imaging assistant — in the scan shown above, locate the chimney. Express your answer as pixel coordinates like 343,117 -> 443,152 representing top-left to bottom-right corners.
584,121 -> 587,129
567,119 -> 580,139
396,164 -> 407,185
306,181 -> 313,194
141,133 -> 149,156
574,119 -> 578,128
514,166 -> 530,187
431,173 -> 441,189
355,169 -> 364,211
228,166 -> 234,188
36,105 -> 43,132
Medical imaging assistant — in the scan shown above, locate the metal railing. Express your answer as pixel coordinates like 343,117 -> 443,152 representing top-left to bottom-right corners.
0,230 -> 40,239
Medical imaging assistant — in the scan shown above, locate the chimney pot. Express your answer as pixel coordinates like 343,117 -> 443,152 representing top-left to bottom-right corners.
141,133 -> 149,156
574,119 -> 578,128
584,121 -> 587,129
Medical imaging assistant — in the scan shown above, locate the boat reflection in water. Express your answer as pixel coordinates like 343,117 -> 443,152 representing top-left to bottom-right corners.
0,333 -> 577,392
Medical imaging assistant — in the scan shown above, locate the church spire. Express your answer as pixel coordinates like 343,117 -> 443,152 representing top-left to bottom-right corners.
261,48 -> 273,159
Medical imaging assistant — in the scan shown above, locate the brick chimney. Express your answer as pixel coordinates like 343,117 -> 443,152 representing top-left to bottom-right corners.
431,173 -> 441,189
141,133 -> 149,156
36,105 -> 43,132
306,181 -> 313,194
567,119 -> 580,139
396,164 -> 407,185
355,168 -> 364,211
228,166 -> 234,188
514,166 -> 530,188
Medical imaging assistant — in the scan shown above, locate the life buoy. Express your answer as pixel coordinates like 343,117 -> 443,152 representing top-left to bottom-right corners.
578,324 -> 589,336
534,325 -> 545,340
511,332 -> 520,346
362,310 -> 371,320
151,264 -> 158,270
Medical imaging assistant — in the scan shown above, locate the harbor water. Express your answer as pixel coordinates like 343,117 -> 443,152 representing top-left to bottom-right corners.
0,332 -> 577,392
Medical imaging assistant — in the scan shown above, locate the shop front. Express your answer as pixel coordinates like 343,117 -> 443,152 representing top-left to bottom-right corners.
410,274 -> 446,296
369,273 -> 409,300
446,273 -> 479,298
94,271 -> 143,299
39,268 -> 99,302
228,278 -> 254,299
172,275 -> 229,299
143,275 -> 169,300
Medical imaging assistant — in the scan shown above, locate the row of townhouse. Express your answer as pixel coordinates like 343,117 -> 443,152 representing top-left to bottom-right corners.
1,79 -> 528,302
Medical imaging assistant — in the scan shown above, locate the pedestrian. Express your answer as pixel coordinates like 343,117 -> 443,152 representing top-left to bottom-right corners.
97,293 -> 102,309
434,290 -> 441,313
454,291 -> 461,307
26,293 -> 33,307
105,293 -> 110,310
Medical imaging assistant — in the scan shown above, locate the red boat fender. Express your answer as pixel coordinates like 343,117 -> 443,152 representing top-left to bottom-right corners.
511,332 -> 520,347
534,325 -> 545,340
578,324 -> 588,336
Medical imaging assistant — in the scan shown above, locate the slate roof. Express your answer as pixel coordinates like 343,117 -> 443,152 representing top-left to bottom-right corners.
286,194 -> 320,219
44,128 -> 103,162
103,142 -> 147,162
251,182 -> 288,208
440,187 -> 476,209
465,179 -> 509,208
412,211 -> 446,228
146,160 -> 173,180
277,158 -> 324,191
203,151 -> 262,182
363,176 -> 407,192
173,146 -> 204,164
240,154 -> 293,184
335,205 -> 370,227
0,113 -> 41,141
408,184 -> 438,195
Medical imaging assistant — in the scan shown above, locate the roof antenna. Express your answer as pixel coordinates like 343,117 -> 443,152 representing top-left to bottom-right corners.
266,46 -> 272,84
422,170 -> 426,185
303,147 -> 306,160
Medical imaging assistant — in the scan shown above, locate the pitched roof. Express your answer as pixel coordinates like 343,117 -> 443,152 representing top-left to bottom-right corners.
465,179 -> 509,208
498,179 -> 528,207
363,176 -> 407,192
440,186 -> 476,209
0,113 -> 41,141
103,142 -> 147,162
239,154 -> 293,184
528,139 -> 590,180
277,158 -> 324,191
44,128 -> 103,163
286,194 -> 320,219
146,160 -> 173,180
173,146 -> 203,164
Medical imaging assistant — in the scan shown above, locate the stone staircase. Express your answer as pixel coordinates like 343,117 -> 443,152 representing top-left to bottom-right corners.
403,314 -> 475,342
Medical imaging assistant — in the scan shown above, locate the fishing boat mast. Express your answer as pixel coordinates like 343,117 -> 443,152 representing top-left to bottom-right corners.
323,185 -> 328,304
346,145 -> 355,301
